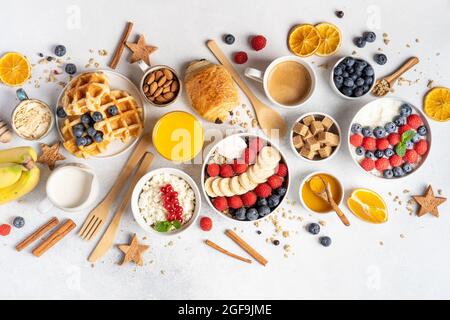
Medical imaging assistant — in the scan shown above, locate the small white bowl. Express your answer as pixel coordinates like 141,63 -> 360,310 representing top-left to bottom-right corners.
131,168 -> 201,236
299,171 -> 344,215
289,112 -> 342,163
330,56 -> 376,100
201,133 -> 290,223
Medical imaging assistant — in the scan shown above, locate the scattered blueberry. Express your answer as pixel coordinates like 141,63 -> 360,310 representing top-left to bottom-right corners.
56,106 -> 67,118
402,163 -> 413,173
94,131 -> 104,143
373,126 -> 386,138
383,169 -> 394,179
365,150 -> 375,159
363,31 -> 376,43
92,111 -> 103,122
384,148 -> 395,157
343,57 -> 355,67
257,206 -> 271,217
351,123 -> 362,134
393,166 -> 404,177
355,146 -> 365,156
385,122 -> 397,133
406,141 -> 414,149
234,208 -> 247,221
354,37 -> 366,48
246,208 -> 259,221
354,87 -> 364,97
374,53 -> 387,65
65,63 -> 77,75
362,126 -> 372,137
375,150 -> 384,158
87,127 -> 97,137
73,125 -> 84,138
13,216 -> 25,229
85,136 -> 94,146
54,45 -> 67,57
224,34 -> 235,45
267,195 -> 280,208
319,236 -> 332,247
411,133 -> 421,143
275,187 -> 287,197
307,223 -> 320,235
257,198 -> 268,207
417,126 -> 427,136
364,66 -> 374,77
394,115 -> 406,126
400,103 -> 413,117
108,105 -> 119,116
335,10 -> 344,18
81,113 -> 93,125
76,136 -> 87,147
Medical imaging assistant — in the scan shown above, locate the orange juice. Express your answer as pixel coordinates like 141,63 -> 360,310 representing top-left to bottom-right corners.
301,173 -> 342,213
152,111 -> 204,162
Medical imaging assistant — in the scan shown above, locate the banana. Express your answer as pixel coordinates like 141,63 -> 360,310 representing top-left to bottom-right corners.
0,147 -> 37,169
258,146 -> 281,169
230,176 -> 247,195
0,163 -> 27,188
204,177 -> 218,198
252,162 -> 275,180
211,177 -> 225,197
0,166 -> 40,205
248,166 -> 267,185
239,172 -> 257,192
219,178 -> 234,197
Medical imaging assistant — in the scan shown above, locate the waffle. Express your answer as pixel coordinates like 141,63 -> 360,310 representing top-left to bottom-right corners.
62,72 -> 110,115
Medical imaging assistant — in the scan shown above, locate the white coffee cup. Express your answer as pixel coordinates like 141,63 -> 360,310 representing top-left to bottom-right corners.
244,56 -> 316,108
38,163 -> 99,213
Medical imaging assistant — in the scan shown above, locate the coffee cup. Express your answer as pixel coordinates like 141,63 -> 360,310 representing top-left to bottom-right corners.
245,56 -> 316,108
38,163 -> 99,213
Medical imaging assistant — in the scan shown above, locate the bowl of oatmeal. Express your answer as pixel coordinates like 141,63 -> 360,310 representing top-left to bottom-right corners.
131,168 -> 201,235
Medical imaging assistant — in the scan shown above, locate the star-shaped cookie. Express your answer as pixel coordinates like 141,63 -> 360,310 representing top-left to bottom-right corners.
126,34 -> 158,66
117,234 -> 149,266
38,143 -> 66,170
412,185 -> 446,217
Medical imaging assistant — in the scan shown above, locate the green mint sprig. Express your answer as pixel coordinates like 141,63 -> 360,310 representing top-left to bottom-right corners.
154,220 -> 182,233
395,130 -> 415,157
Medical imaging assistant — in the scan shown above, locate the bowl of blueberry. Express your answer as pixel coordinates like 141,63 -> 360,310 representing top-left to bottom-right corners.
331,56 -> 375,99
348,97 -> 431,179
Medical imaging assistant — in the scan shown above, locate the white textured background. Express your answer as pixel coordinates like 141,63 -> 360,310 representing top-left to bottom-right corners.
0,0 -> 449,300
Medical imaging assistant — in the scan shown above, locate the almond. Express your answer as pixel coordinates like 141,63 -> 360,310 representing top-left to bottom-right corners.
157,76 -> 167,87
163,92 -> 175,100
163,87 -> 170,93
163,69 -> 173,80
171,81 -> 179,92
146,73 -> 155,85
149,82 -> 158,95
156,95 -> 168,104
143,85 -> 149,93
154,70 -> 164,81
152,87 -> 163,98
163,80 -> 173,88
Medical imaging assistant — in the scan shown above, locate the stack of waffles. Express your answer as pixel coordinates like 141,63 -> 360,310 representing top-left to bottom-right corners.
60,72 -> 144,158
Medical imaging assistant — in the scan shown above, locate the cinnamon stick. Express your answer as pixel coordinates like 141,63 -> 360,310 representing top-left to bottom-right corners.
109,21 -> 134,69
205,240 -> 252,264
225,230 -> 268,266
16,217 -> 59,252
32,219 -> 76,257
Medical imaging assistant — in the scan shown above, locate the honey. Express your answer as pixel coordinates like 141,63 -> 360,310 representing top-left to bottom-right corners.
301,173 -> 342,213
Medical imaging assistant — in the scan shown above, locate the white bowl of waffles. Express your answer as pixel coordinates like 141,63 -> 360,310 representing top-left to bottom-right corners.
55,71 -> 145,158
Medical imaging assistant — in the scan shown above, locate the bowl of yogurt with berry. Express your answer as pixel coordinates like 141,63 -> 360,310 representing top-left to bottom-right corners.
131,168 -> 200,235
348,97 -> 431,179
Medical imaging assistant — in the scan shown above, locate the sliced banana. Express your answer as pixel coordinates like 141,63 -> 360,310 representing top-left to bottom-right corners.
239,171 -> 257,192
253,162 -> 275,179
204,177 -> 218,198
219,177 -> 234,197
258,146 -> 281,168
248,166 -> 267,184
211,177 -> 225,197
230,176 -> 247,195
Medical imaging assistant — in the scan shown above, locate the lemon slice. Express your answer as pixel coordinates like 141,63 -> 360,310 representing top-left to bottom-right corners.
0,52 -> 31,86
424,87 -> 450,122
315,22 -> 342,56
288,24 -> 321,57
347,188 -> 388,224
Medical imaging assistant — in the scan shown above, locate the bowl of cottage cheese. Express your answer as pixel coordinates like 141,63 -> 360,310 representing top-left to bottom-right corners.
131,168 -> 200,235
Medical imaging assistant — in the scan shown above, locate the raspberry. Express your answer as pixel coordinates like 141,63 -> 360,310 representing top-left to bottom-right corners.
207,164 -> 220,177
0,224 -> 11,236
249,137 -> 265,152
407,114 -> 423,130
276,163 -> 288,177
234,51 -> 248,64
242,148 -> 256,164
213,197 -> 228,211
199,217 -> 213,232
220,164 -> 234,178
251,35 -> 267,51
404,149 -> 418,164
232,160 -> 248,174
241,191 -> 257,207
375,158 -> 390,171
267,175 -> 284,189
228,195 -> 243,209
362,137 -> 376,151
389,154 -> 403,167
376,138 -> 390,150
350,134 -> 363,147
398,124 -> 413,135
388,133 -> 401,146
414,139 -> 428,156
360,158 -> 375,171
255,183 -> 272,198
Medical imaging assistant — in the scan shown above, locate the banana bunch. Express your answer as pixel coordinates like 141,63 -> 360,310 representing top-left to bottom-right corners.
0,147 -> 40,205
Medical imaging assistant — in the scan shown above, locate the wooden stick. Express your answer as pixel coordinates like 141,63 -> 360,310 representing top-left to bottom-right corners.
16,217 -> 59,252
205,240 -> 252,264
32,219 -> 76,257
225,230 -> 268,266
109,21 -> 134,69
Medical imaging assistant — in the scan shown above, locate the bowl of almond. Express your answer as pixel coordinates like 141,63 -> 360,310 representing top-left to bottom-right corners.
140,65 -> 181,107
290,112 -> 341,162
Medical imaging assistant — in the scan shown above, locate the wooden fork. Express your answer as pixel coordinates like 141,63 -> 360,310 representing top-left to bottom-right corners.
78,135 -> 152,240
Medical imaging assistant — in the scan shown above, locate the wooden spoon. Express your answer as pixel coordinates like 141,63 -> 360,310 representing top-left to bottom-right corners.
373,57 -> 419,96
206,40 -> 287,138
311,177 -> 350,226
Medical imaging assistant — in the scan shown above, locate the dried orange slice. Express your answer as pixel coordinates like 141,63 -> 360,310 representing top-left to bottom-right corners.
347,189 -> 388,224
424,87 -> 450,122
315,22 -> 342,56
0,52 -> 31,86
288,24 -> 321,57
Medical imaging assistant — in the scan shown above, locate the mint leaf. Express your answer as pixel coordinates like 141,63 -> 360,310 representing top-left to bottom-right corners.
172,220 -> 182,229
395,142 -> 407,157
154,221 -> 171,232
401,130 -> 415,143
